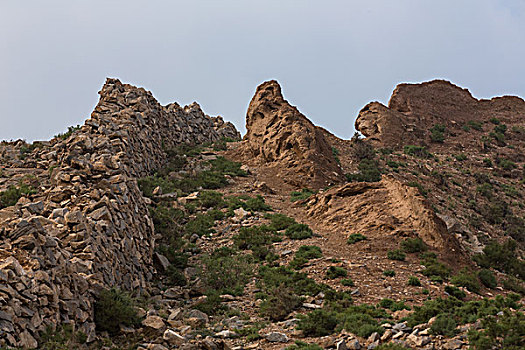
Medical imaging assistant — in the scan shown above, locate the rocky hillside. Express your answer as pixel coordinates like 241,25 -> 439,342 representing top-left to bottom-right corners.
0,79 -> 523,350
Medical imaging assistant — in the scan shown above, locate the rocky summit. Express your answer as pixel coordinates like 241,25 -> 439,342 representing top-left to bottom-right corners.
0,79 -> 524,349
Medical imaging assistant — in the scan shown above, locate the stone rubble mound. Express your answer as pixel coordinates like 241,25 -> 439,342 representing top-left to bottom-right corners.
0,78 -> 239,348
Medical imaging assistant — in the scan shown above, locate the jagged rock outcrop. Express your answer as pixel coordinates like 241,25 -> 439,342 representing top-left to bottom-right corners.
303,176 -> 462,255
0,78 -> 239,348
241,80 -> 343,188
356,79 -> 525,148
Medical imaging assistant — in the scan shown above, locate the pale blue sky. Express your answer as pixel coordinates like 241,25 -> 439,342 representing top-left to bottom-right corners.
1,0 -> 524,141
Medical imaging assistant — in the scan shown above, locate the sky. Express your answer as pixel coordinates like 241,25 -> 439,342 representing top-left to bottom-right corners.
1,0 -> 525,142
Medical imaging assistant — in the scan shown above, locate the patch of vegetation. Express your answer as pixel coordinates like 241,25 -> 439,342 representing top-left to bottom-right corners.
502,277 -> 525,295
387,249 -> 406,261
297,309 -> 339,336
468,309 -> 525,350
260,285 -> 303,321
455,153 -> 467,161
194,290 -> 229,315
266,213 -> 297,231
234,225 -> 280,260
383,270 -> 396,277
473,240 -> 525,280
185,213 -> 216,237
476,183 -> 493,199
407,181 -> 428,196
201,247 -> 254,296
420,253 -> 451,281
285,341 -> 323,350
346,158 -> 381,182
285,223 -> 314,240
444,285 -> 466,300
378,298 -> 410,312
401,237 -> 427,253
332,147 -> 341,165
451,269 -> 481,294
290,188 -> 316,202
468,120 -> 483,131
489,117 -> 501,125
404,145 -> 431,158
0,183 -> 36,209
430,314 -> 457,337
430,124 -> 446,143
347,233 -> 367,244
94,288 -> 140,335
39,324 -> 87,350
258,265 -> 328,297
375,344 -> 410,350
54,125 -> 81,140
341,278 -> 355,287
408,276 -> 421,286
198,190 -> 225,208
289,245 -> 322,270
478,269 -> 497,289
326,266 -> 348,279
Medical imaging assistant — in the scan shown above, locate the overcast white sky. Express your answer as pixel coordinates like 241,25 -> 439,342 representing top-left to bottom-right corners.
1,0 -> 524,141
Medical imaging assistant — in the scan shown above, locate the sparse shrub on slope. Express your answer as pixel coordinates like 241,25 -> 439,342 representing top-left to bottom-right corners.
94,289 -> 139,335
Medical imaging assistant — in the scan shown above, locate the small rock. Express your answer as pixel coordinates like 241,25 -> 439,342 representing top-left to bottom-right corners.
215,330 -> 237,338
163,329 -> 184,345
347,339 -> 361,350
265,332 -> 289,343
367,341 -> 379,350
19,330 -> 38,349
142,315 -> 165,330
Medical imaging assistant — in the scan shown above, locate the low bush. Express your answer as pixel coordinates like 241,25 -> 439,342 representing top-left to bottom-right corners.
244,195 -> 271,212
297,309 -> 339,337
467,120 -> 483,131
401,237 -> 427,253
420,254 -> 451,281
258,265 -> 327,297
430,124 -> 446,143
378,298 -> 410,312
478,269 -> 497,289
0,183 -> 36,209
266,213 -> 296,231
502,277 -> 525,295
347,233 -> 367,244
430,314 -> 457,337
387,249 -> 406,261
201,247 -> 254,296
341,278 -> 355,287
451,269 -> 481,293
260,285 -> 303,321
468,309 -> 525,350
444,286 -> 466,300
198,190 -> 225,208
408,276 -> 421,286
404,145 -> 431,158
185,213 -> 215,237
138,175 -> 176,198
326,266 -> 348,279
345,158 -> 381,182
290,188 -> 317,202
94,288 -> 139,335
289,245 -> 322,270
286,223 -> 313,240
473,240 -> 525,279
234,225 -> 279,260
194,290 -> 229,315
285,341 -> 323,350
383,270 -> 396,277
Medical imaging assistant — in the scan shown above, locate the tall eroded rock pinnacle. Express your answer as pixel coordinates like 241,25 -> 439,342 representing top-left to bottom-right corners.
243,80 -> 343,187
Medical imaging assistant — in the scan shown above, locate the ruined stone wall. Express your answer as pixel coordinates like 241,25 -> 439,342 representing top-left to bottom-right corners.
0,78 -> 239,348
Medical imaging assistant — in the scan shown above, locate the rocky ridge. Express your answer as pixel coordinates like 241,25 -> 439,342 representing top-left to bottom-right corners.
0,78 -> 239,348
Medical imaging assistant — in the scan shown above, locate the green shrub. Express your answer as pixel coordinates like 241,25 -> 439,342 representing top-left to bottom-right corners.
489,117 -> 501,125
430,124 -> 446,143
233,225 -> 278,260
198,190 -> 225,208
342,312 -> 384,338
347,233 -> 367,244
266,213 -> 296,231
451,269 -> 481,294
259,265 -> 327,297
54,125 -> 81,140
404,145 -> 431,158
468,120 -> 483,131
291,188 -> 316,202
383,270 -> 396,277
332,147 -> 341,165
378,298 -> 410,312
407,181 -> 427,196
445,286 -> 466,300
244,195 -> 271,212
408,276 -> 421,286
297,309 -> 338,337
185,213 -> 215,237
473,240 -> 525,279
285,223 -> 313,240
94,288 -> 139,335
289,245 -> 322,270
341,278 -> 355,287
260,285 -> 303,321
387,249 -> 406,261
502,277 -> 525,295
138,175 -> 176,198
420,254 -> 451,281
39,324 -> 87,349
468,310 -> 525,350
401,237 -> 427,253
482,158 -> 493,167
326,266 -> 348,279
166,265 -> 187,286
375,344 -> 410,350
208,156 -> 247,176
430,314 -> 457,337
478,269 -> 497,289
194,290 -> 228,315
345,158 -> 381,182
476,183 -> 493,198
455,153 -> 467,161
0,184 -> 36,209
201,247 -> 254,296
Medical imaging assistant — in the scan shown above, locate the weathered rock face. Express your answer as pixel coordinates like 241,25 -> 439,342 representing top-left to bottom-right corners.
303,176 -> 461,254
0,78 -> 239,348
355,79 -> 525,148
242,80 -> 343,188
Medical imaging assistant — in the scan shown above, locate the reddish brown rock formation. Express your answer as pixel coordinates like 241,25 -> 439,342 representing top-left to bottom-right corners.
242,80 -> 343,188
356,79 -> 525,148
